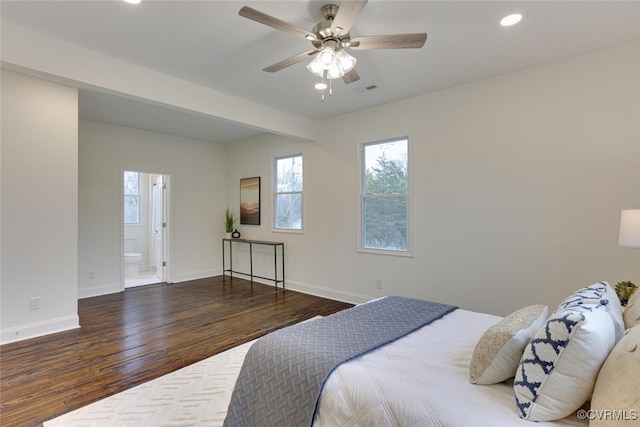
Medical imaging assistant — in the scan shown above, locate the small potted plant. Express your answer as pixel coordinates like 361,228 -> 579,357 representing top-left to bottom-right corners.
224,207 -> 237,238
615,281 -> 637,306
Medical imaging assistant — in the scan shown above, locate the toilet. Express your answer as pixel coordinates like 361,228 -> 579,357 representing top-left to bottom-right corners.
124,238 -> 143,277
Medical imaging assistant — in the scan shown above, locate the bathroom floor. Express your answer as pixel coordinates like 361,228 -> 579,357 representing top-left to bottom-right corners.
125,270 -> 162,288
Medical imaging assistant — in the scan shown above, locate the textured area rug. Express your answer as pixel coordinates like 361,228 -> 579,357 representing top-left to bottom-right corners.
43,339 -> 254,427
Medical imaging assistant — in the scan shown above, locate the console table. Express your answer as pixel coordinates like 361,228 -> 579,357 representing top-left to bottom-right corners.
222,238 -> 285,291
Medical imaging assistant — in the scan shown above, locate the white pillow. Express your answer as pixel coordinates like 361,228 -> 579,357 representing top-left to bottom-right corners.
513,304 -> 616,421
470,305 -> 548,384
623,289 -> 640,330
553,281 -> 624,342
590,325 -> 640,427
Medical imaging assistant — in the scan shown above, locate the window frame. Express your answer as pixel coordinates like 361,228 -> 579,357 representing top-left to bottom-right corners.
357,136 -> 413,256
272,153 -> 304,233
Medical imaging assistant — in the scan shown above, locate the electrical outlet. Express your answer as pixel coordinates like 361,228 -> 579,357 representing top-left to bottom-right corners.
376,279 -> 383,289
30,297 -> 41,310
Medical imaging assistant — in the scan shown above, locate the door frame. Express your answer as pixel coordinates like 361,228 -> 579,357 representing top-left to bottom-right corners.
152,174 -> 167,283
120,168 -> 172,290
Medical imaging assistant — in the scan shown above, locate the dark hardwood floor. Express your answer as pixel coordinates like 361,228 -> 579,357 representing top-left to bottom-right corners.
0,276 -> 353,427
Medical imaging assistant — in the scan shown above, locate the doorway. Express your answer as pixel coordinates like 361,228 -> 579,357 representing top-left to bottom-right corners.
123,170 -> 169,288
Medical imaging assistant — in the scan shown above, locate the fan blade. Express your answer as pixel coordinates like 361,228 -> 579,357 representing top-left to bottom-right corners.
263,50 -> 319,73
342,68 -> 360,84
350,33 -> 427,50
239,6 -> 317,41
331,0 -> 368,36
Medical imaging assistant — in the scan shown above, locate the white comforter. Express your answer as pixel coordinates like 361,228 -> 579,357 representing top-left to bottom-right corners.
313,309 -> 587,427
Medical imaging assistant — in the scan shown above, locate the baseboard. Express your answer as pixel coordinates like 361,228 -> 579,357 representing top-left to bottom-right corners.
77,270 -> 223,299
1,314 -> 80,345
76,271 -> 373,306
286,280 -> 372,305
171,269 -> 221,284
218,273 -> 373,305
78,282 -> 122,299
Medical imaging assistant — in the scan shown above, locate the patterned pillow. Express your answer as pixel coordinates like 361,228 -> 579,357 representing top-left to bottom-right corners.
554,281 -> 624,342
470,305 -> 548,384
514,303 -> 617,421
623,289 -> 640,329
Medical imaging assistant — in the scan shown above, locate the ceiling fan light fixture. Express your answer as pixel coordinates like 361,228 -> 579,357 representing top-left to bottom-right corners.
314,82 -> 328,90
307,46 -> 356,81
336,50 -> 356,73
326,63 -> 344,79
306,57 -> 325,77
318,47 -> 336,65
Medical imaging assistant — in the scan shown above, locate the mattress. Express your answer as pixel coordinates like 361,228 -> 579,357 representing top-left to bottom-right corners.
313,309 -> 588,427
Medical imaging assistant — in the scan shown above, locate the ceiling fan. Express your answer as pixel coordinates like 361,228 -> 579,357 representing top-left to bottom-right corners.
238,0 -> 427,86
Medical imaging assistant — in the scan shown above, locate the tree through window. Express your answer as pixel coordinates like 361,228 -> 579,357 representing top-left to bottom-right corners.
361,138 -> 409,252
274,154 -> 303,230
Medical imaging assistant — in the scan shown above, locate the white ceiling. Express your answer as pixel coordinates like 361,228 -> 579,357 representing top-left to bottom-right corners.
2,0 -> 639,143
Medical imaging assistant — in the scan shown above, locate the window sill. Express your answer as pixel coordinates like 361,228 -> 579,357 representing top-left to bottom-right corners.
357,247 -> 414,257
271,228 -> 304,235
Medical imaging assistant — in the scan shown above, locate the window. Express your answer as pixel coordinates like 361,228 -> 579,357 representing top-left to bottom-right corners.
274,154 -> 303,230
360,138 -> 410,253
124,171 -> 140,224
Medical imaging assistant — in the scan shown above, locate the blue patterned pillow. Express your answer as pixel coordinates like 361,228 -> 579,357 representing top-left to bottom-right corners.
553,281 -> 624,342
514,303 -> 616,421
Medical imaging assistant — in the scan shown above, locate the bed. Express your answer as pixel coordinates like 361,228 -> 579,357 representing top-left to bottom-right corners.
224,282 -> 638,427
313,308 -> 585,427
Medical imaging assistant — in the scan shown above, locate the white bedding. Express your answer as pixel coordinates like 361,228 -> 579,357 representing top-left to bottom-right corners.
313,309 -> 588,427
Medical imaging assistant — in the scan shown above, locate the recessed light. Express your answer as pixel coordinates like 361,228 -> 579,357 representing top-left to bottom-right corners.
500,13 -> 522,27
123,0 -> 141,4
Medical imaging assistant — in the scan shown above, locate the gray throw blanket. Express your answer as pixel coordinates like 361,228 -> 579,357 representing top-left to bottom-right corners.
223,296 -> 457,427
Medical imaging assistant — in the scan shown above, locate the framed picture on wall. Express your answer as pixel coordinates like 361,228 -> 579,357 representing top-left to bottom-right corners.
240,177 -> 260,225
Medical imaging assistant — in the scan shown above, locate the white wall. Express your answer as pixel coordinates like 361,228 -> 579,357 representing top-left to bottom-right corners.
1,70 -> 79,343
78,121 -> 227,298
225,41 -> 640,316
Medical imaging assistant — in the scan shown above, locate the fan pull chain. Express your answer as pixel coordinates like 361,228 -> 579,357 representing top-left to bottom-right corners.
317,70 -> 337,102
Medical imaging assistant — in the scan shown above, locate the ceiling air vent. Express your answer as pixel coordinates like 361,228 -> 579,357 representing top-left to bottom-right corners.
355,84 -> 378,93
